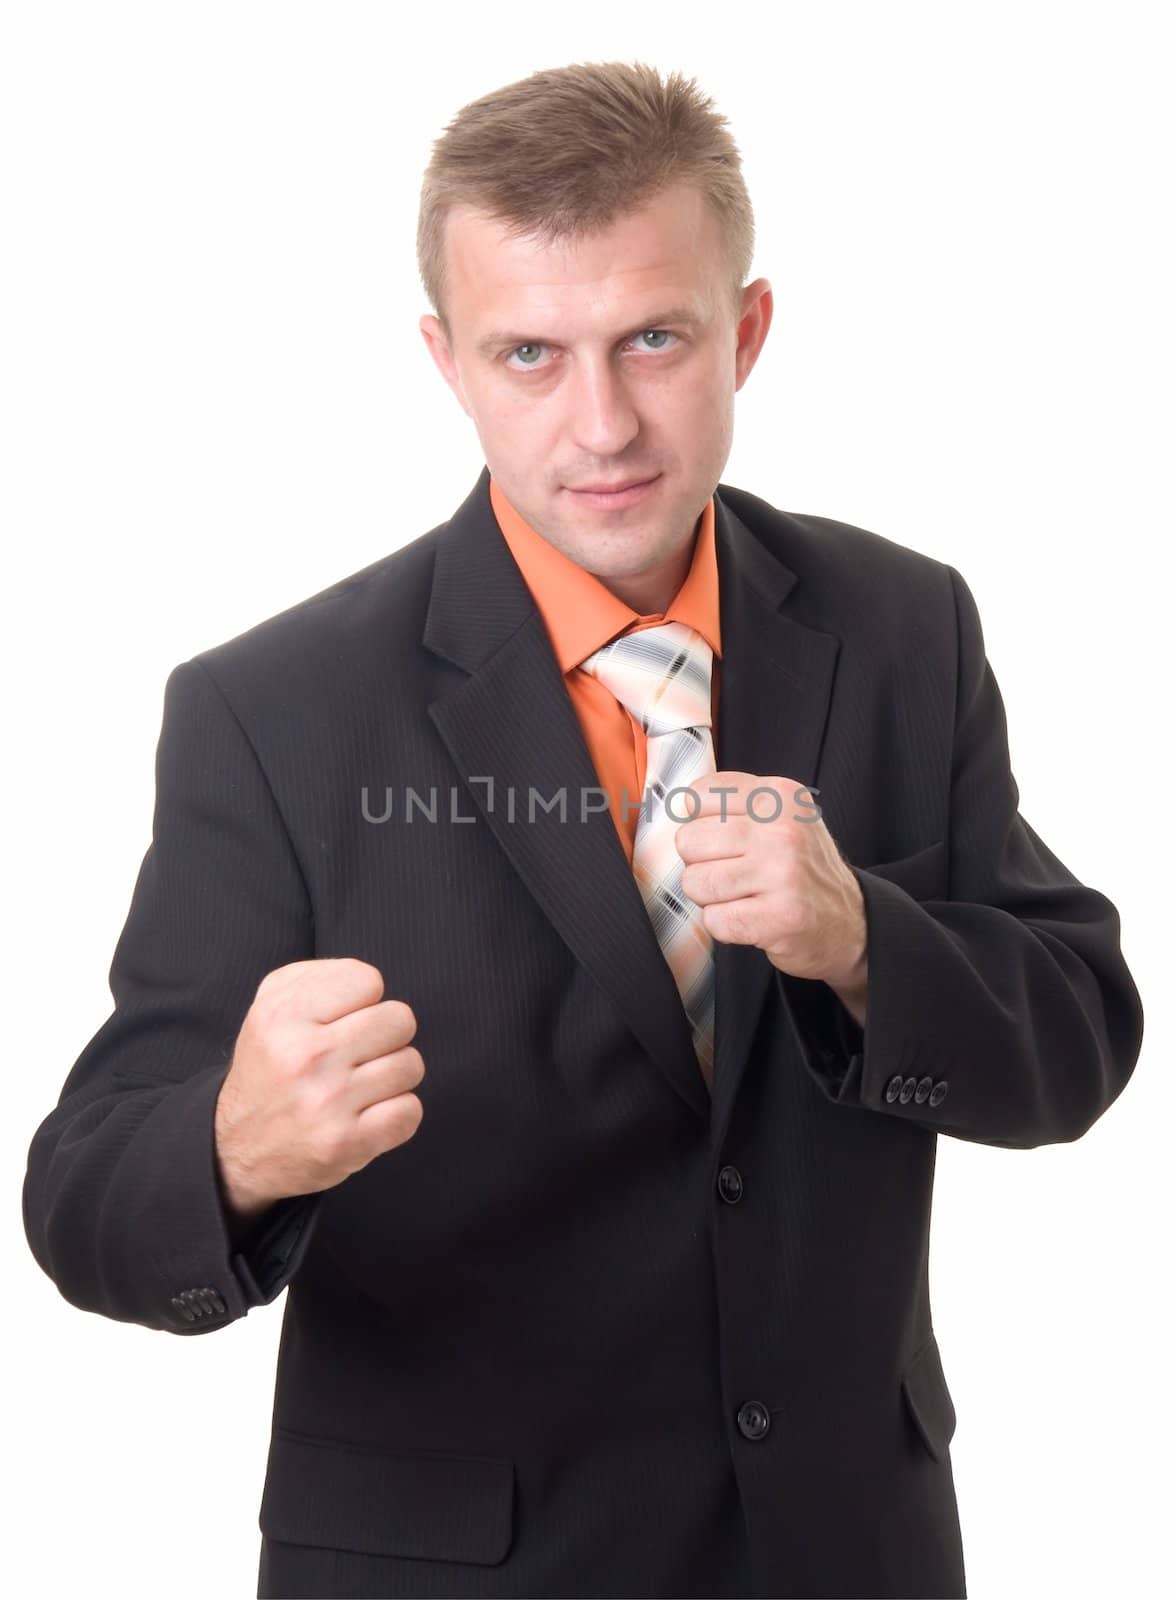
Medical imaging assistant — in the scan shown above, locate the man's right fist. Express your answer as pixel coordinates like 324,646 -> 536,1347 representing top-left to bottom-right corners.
214,958 -> 425,1228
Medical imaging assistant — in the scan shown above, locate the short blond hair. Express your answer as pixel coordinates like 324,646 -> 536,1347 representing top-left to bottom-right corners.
417,60 -> 756,343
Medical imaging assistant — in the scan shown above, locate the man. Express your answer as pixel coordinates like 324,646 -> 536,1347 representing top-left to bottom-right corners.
23,61 -> 1143,1600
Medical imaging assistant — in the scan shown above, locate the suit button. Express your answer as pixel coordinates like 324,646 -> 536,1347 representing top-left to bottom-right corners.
717,1165 -> 743,1204
736,1401 -> 771,1440
885,1074 -> 904,1103
170,1286 -> 227,1323
914,1075 -> 933,1104
899,1075 -> 917,1103
929,1080 -> 949,1106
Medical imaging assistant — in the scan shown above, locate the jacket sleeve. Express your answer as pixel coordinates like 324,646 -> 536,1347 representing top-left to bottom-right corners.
778,563 -> 1145,1148
22,656 -> 325,1333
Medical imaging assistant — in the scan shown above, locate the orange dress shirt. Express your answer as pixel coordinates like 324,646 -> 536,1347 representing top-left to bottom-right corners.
489,476 -> 722,866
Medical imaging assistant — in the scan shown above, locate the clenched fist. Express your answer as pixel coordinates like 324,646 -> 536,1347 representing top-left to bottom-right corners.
214,958 -> 425,1232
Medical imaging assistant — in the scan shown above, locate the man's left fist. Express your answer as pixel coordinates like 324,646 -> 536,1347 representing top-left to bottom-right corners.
674,771 -> 868,1008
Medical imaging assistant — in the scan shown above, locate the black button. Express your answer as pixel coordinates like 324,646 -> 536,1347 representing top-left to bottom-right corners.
914,1075 -> 933,1104
899,1076 -> 917,1104
717,1165 -> 743,1204
736,1401 -> 771,1440
929,1080 -> 948,1106
885,1074 -> 904,1103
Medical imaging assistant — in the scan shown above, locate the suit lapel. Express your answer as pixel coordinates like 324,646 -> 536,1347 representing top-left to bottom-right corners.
708,489 -> 841,1148
422,468 -> 840,1132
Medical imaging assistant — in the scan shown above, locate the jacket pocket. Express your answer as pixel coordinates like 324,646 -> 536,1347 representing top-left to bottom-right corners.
901,1332 -> 958,1462
258,1424 -> 515,1565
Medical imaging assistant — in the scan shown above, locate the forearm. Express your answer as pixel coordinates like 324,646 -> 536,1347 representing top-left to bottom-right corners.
819,863 -> 1142,1148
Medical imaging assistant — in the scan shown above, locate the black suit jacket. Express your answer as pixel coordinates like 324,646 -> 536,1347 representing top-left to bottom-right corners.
23,467 -> 1144,1599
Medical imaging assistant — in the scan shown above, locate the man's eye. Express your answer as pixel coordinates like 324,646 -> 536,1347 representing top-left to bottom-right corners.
503,330 -> 679,371
633,330 -> 676,352
506,342 -> 547,369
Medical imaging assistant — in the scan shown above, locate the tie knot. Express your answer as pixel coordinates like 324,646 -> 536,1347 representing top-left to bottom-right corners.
580,621 -> 713,735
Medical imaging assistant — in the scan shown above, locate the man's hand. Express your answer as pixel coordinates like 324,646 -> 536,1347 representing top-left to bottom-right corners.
214,958 -> 426,1225
674,771 -> 869,1026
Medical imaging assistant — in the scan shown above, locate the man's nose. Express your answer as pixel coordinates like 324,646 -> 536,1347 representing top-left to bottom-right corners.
564,353 -> 641,458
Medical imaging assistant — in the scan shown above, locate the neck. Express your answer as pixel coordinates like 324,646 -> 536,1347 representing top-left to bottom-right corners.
597,525 -> 697,617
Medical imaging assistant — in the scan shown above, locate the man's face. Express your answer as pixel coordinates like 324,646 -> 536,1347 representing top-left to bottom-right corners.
419,182 -> 772,599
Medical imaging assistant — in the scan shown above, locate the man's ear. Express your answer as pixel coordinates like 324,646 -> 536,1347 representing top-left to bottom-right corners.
734,278 -> 774,393
419,314 -> 473,418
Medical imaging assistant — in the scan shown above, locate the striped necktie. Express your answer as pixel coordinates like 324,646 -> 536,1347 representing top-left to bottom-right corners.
580,621 -> 717,1089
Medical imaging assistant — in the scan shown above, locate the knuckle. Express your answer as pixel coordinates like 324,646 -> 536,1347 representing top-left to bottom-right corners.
346,957 -> 386,995
309,1122 -> 348,1171
299,1030 -> 335,1070
254,964 -> 288,997
247,989 -> 284,1034
386,998 -> 417,1037
396,1091 -> 424,1127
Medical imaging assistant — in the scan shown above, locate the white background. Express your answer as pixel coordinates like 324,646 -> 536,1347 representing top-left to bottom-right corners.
3,3 -> 1171,1597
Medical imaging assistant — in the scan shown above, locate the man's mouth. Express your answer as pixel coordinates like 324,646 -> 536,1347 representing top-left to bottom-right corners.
564,475 -> 661,508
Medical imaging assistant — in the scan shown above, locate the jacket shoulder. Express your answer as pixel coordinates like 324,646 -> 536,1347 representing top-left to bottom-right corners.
186,517 -> 445,703
718,481 -> 953,609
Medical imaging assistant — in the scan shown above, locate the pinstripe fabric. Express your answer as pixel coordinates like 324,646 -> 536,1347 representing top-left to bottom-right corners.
581,622 -> 717,1088
20,464 -> 1143,1599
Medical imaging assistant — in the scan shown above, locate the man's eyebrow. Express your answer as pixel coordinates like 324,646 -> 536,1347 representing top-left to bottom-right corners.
474,306 -> 706,356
